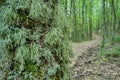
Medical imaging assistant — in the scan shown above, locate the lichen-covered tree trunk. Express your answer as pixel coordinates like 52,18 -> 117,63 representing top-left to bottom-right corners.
0,0 -> 71,80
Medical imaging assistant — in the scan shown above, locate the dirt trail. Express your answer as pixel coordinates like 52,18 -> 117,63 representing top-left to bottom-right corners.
70,35 -> 120,80
70,34 -> 101,67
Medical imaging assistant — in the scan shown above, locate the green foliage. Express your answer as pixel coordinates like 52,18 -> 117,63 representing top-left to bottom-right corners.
114,34 -> 120,43
47,63 -> 60,76
100,44 -> 120,57
0,0 -> 71,80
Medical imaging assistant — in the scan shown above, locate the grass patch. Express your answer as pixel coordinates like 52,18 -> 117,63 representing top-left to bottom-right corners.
100,44 -> 120,57
114,34 -> 120,43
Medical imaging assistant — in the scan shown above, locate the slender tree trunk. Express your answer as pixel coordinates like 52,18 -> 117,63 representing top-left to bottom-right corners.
116,0 -> 119,32
79,0 -> 81,38
89,0 -> 93,40
109,3 -> 113,38
111,0 -> 116,45
82,0 -> 85,39
70,0 -> 73,16
118,17 -> 120,32
101,0 -> 106,48
73,0 -> 77,26
105,3 -> 109,37
85,5 -> 89,39
73,0 -> 78,41
65,0 -> 67,14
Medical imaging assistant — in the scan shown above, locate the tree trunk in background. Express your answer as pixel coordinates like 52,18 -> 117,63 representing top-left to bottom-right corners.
107,6 -> 110,38
73,0 -> 77,27
71,0 -> 78,41
78,0 -> 81,40
109,2 -> 113,38
105,3 -> 109,37
116,0 -> 120,32
118,17 -> 120,32
70,0 -> 73,16
82,0 -> 85,39
117,0 -> 120,32
97,16 -> 101,34
111,0 -> 116,45
89,0 -> 93,40
85,4 -> 89,39
101,0 -> 106,48
65,0 -> 68,14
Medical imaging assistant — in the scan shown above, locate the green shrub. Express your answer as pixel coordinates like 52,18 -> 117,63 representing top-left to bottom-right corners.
114,34 -> 120,43
100,45 -> 120,57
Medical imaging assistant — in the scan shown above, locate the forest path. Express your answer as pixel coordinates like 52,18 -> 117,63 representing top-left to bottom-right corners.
70,34 -> 101,67
70,35 -> 120,80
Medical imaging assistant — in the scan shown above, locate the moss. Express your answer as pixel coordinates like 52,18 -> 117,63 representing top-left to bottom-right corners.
0,0 -> 71,80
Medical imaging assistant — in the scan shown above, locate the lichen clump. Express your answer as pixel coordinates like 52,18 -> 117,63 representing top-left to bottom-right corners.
0,0 -> 71,80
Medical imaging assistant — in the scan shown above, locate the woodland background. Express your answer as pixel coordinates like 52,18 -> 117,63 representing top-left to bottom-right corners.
0,0 -> 120,80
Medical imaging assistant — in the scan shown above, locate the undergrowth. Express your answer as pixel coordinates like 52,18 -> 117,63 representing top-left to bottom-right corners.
114,34 -> 120,43
100,44 -> 120,57
100,33 -> 120,57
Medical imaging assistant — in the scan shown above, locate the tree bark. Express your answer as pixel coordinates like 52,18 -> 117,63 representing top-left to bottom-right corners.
111,0 -> 116,45
82,0 -> 85,38
101,0 -> 106,48
89,0 -> 93,40
65,0 -> 68,14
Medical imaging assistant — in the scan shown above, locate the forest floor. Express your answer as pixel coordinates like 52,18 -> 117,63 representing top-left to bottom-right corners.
70,35 -> 120,80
